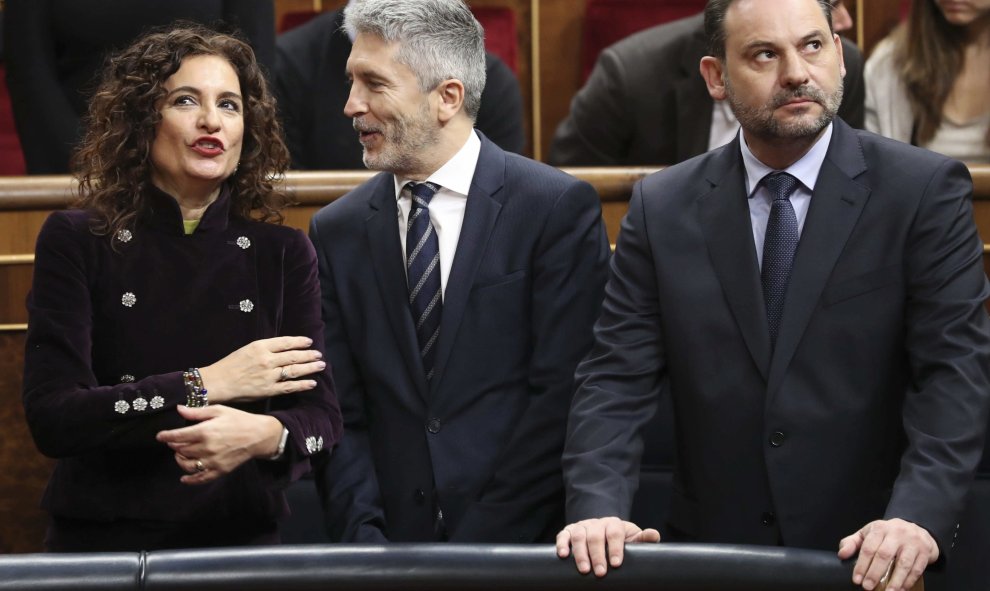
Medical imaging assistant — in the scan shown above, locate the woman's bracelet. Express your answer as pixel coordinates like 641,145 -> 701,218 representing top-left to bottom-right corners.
183,368 -> 209,407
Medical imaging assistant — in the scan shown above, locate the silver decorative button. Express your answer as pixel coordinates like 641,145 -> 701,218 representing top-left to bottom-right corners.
132,397 -> 148,412
305,435 -> 324,454
114,400 -> 130,414
121,292 -> 137,307
239,299 -> 254,313
150,395 -> 165,410
116,229 -> 133,243
120,374 -> 135,383
236,236 -> 251,249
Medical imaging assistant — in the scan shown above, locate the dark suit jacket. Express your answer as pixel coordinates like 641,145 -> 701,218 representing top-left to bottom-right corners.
23,185 -> 341,550
275,10 -> 525,170
563,119 -> 990,557
2,0 -> 275,174
309,132 -> 610,542
548,13 -> 865,166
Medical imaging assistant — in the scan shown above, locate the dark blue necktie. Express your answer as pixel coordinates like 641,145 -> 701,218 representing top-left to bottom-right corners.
761,172 -> 800,347
406,182 -> 442,381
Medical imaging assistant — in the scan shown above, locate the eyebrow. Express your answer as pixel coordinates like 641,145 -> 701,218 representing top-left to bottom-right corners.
740,29 -> 828,53
165,86 -> 242,101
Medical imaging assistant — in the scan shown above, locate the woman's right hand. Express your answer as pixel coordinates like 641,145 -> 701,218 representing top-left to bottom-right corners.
198,336 -> 326,404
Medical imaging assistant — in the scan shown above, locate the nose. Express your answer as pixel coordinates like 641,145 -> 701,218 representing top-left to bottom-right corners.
779,51 -> 810,89
198,104 -> 221,133
344,83 -> 368,119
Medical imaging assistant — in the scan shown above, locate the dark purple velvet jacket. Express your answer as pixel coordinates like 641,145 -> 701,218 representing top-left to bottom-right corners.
23,185 -> 341,536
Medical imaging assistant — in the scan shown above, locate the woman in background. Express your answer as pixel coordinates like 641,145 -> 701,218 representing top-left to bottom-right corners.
865,0 -> 990,162
22,23 -> 341,552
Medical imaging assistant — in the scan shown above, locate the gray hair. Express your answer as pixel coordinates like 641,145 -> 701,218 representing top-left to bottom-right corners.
344,0 -> 487,120
704,0 -> 834,60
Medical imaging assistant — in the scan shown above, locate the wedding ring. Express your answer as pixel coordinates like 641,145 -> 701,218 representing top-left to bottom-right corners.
279,367 -> 289,382
195,460 -> 206,473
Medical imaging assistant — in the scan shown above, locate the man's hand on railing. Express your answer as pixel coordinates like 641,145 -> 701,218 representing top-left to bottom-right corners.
555,516 -> 661,577
838,518 -> 938,591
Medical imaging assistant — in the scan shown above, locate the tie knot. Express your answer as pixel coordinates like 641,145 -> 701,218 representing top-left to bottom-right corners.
408,182 -> 441,208
763,172 -> 799,202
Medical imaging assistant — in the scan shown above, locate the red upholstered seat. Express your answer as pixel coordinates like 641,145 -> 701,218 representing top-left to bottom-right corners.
278,7 -> 518,74
581,0 -> 707,82
0,63 -> 27,176
473,7 -> 517,74
279,10 -> 321,33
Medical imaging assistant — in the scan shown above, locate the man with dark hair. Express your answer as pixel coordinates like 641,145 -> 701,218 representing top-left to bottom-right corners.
309,0 -> 608,543
556,1 -> 990,590
548,0 -> 863,167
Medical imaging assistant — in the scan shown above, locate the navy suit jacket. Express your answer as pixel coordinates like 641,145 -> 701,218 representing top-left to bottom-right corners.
309,133 -> 610,542
563,119 -> 990,556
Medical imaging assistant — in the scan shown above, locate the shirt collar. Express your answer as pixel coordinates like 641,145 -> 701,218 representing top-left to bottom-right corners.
393,129 -> 481,200
740,122 -> 833,197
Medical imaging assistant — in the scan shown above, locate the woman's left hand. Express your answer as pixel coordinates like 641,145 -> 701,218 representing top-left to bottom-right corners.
156,405 -> 284,485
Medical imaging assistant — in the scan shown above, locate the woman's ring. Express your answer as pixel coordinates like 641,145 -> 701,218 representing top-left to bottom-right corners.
278,367 -> 289,382
195,460 -> 206,473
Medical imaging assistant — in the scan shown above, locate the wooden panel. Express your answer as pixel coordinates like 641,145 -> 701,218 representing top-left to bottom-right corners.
536,0 -> 587,161
0,331 -> 53,553
0,211 -> 54,256
0,263 -> 31,325
856,0 -> 903,57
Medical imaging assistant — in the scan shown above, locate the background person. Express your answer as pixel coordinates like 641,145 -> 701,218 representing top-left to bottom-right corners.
865,0 -> 990,163
22,24 -> 341,552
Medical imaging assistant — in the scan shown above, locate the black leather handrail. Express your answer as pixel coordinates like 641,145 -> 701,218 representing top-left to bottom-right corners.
0,544 -> 860,591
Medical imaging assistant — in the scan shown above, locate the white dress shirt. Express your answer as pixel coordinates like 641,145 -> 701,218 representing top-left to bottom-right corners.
739,123 -> 833,269
393,130 -> 481,298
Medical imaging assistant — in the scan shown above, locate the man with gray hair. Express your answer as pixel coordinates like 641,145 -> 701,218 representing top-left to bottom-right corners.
309,0 -> 609,543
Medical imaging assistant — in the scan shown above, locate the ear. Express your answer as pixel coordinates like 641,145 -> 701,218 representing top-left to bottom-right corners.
700,56 -> 727,101
435,79 -> 465,123
833,33 -> 847,79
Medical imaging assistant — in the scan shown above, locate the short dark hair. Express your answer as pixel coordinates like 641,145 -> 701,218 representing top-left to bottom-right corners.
704,0 -> 834,60
72,22 -> 291,239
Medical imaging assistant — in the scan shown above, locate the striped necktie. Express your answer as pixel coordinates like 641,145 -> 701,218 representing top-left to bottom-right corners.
406,181 -> 443,380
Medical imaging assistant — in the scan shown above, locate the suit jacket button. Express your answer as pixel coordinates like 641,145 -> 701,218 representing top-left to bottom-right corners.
769,431 -> 786,447
427,418 -> 442,434
761,512 -> 776,526
414,489 -> 426,505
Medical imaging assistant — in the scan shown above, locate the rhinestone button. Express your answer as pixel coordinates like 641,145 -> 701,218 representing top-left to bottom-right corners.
115,229 -> 133,243
120,374 -> 135,383
236,236 -> 251,249
239,299 -> 254,313
121,292 -> 137,307
305,435 -> 324,454
114,400 -> 130,414
150,395 -> 165,409
132,397 -> 148,412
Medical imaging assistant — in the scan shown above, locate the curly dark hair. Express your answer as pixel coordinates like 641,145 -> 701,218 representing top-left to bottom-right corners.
71,22 -> 291,237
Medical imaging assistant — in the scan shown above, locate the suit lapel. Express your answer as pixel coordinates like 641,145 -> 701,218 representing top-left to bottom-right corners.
429,135 -> 505,398
364,174 -> 430,399
766,121 -> 870,399
700,141 -> 772,379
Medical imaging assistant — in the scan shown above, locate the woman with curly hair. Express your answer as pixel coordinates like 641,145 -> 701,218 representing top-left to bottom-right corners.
22,23 -> 342,552
865,0 -> 990,162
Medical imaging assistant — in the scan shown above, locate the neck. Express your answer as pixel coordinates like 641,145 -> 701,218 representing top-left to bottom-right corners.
965,12 -> 990,46
742,127 -> 825,170
404,118 -> 474,182
153,180 -> 223,221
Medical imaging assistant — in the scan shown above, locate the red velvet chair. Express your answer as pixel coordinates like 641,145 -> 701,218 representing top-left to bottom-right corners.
0,63 -> 27,176
278,7 -> 518,75
581,0 -> 706,82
